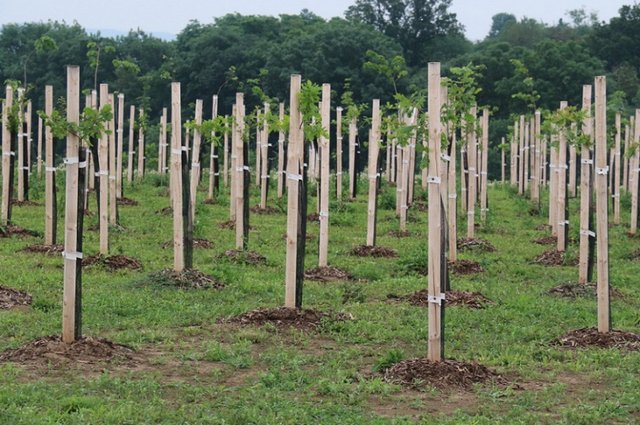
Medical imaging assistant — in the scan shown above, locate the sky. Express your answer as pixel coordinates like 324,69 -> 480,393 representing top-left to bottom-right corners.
0,0 -> 632,41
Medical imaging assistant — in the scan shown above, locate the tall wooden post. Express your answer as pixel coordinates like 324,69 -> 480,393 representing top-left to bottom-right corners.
234,93 -> 247,250
62,65 -> 82,343
229,107 -> 237,221
631,113 -> 640,235
534,111 -> 542,207
285,75 -> 303,309
510,123 -> 517,186
260,103 -> 270,209
17,89 -> 25,202
116,94 -> 124,198
207,95 -> 218,200
98,84 -> 110,255
336,106 -> 343,201
127,106 -> 135,184
623,123 -> 630,193
569,143 -> 577,198
467,107 -> 477,238
159,107 -> 168,176
44,85 -> 56,245
277,103 -> 286,199
255,111 -> 261,187
518,115 -> 525,195
427,62 -> 444,362
594,76 -> 610,333
523,120 -> 529,194
1,86 -> 13,226
137,108 -> 145,179
366,100 -> 381,246
348,117 -> 357,200
448,127 -> 458,263
579,86 -> 593,285
318,84 -> 331,267
36,115 -> 43,176
108,94 -> 117,225
557,101 -> 568,252
26,101 -> 32,178
549,137 -> 558,234
614,113 -> 622,224
190,99 -> 203,226
480,108 -> 489,222
223,117 -> 229,188
170,83 -> 185,272
501,137 -> 505,184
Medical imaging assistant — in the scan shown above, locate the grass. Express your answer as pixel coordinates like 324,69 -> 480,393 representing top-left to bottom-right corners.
0,174 -> 639,424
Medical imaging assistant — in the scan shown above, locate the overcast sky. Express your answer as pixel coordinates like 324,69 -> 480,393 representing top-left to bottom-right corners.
0,0 -> 632,41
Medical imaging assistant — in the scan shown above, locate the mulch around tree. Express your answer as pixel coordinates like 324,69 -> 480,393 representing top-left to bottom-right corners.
350,245 -> 398,258
250,205 -> 280,215
307,213 -> 320,222
203,198 -> 215,205
117,197 -> 139,206
0,225 -> 39,238
11,200 -> 41,207
626,249 -> 640,261
457,238 -> 496,252
535,224 -> 552,231
388,230 -> 412,238
161,238 -> 213,249
83,254 -> 142,271
217,250 -> 267,266
222,307 -> 351,332
389,289 -> 493,309
533,236 -> 557,245
413,202 -> 428,212
449,260 -> 485,275
382,358 -> 507,390
155,206 -> 172,216
533,250 -> 577,267
20,244 -> 64,256
548,282 -> 624,299
217,220 -> 255,231
552,327 -> 640,351
147,269 -> 225,290
0,285 -> 32,310
0,336 -> 137,366
304,266 -> 353,282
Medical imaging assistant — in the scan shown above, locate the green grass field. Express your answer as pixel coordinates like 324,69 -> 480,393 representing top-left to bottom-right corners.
1,175 -> 639,424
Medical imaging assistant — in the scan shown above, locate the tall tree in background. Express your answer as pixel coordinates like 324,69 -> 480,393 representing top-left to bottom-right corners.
345,0 -> 465,66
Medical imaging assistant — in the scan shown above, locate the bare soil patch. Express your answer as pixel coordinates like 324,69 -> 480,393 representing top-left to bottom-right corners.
250,205 -> 280,215
147,269 -> 225,290
533,250 -> 577,266
156,206 -> 172,216
217,250 -> 266,265
0,225 -> 39,238
388,289 -> 493,309
535,224 -> 552,231
20,244 -> 64,255
351,245 -> 398,258
0,336 -> 137,366
457,238 -> 496,252
533,236 -> 557,245
552,327 -> 640,351
307,213 -> 320,222
383,358 -> 506,390
548,282 -> 624,299
83,254 -> 142,271
0,285 -> 32,310
217,220 -> 254,231
222,307 -> 351,332
449,260 -> 484,275
117,197 -> 139,206
388,230 -> 412,238
11,200 -> 41,207
305,266 -> 353,282
161,238 -> 213,249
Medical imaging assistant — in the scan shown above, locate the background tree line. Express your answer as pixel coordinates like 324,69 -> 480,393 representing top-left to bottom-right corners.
2,1 -> 640,177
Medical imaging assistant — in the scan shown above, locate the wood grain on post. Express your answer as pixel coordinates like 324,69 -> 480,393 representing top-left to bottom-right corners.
223,116 -> 229,188
336,106 -> 343,200
448,127 -> 458,262
534,111 -> 542,205
549,136 -> 557,233
207,96 -> 218,200
623,123 -> 630,192
127,106 -> 135,184
557,101 -> 568,252
260,103 -> 270,209
137,108 -> 145,179
108,94 -> 117,225
348,117 -> 357,200
116,94 -> 124,198
594,76 -> 610,333
480,108 -> 489,222
44,85 -> 56,245
466,107 -> 477,238
1,86 -> 13,225
578,86 -> 593,284
229,107 -> 237,221
285,75 -> 302,309
366,100 -> 381,246
17,89 -> 25,202
630,112 -> 640,235
234,93 -> 246,250
518,115 -> 525,195
170,83 -> 185,271
62,65 -> 81,344
190,99 -> 203,226
98,84 -> 110,255
26,101 -> 32,177
318,84 -> 331,267
613,113 -> 622,224
569,143 -> 577,198
523,120 -> 529,194
255,111 -> 261,187
37,116 -> 42,176
427,62 -> 444,362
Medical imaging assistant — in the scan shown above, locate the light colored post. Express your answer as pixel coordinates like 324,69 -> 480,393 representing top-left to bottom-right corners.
207,96 -> 218,200
17,89 -> 25,202
170,83 -> 185,272
223,117 -> 229,188
348,117 -> 356,200
260,103 -> 270,209
98,84 -> 110,255
255,111 -> 261,187
448,127 -> 457,262
518,115 -> 525,195
285,75 -> 302,309
467,107 -> 477,238
127,106 -> 135,184
480,108 -> 489,222
234,93 -> 246,250
108,94 -> 117,225
160,107 -> 168,175
579,85 -> 593,285
569,143 -> 577,198
190,99 -> 203,226
408,133 -> 417,204
523,120 -> 529,194
630,112 -> 640,235
26,101 -> 32,176
614,113 -> 622,224
229,108 -> 237,221
623,123 -> 630,192
318,84 -> 331,267
116,94 -> 124,198
62,65 -> 81,344
336,106 -> 343,201
37,115 -> 42,176
366,100 -> 381,246
391,138 -> 396,183
1,86 -> 13,226
549,137 -> 557,233
137,108 -> 145,179
557,101 -> 568,252
427,62 -> 444,362
510,122 -> 517,186
534,111 -> 542,202
277,103 -> 285,199
501,137 -> 505,184
44,85 -> 56,245
594,76 -> 610,333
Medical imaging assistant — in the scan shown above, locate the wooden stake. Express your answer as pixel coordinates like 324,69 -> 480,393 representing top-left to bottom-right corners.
466,107 -> 477,238
234,93 -> 247,250
108,94 -> 117,225
170,83 -> 185,272
366,100 -> 381,246
336,106 -> 343,201
98,84 -> 110,255
190,99 -> 203,226
594,76 -> 610,333
427,62 -> 444,362
62,65 -> 82,343
255,111 -> 261,187
569,143 -> 577,198
1,86 -> 13,226
277,103 -> 286,199
448,125 -> 458,263
137,108 -> 145,179
579,85 -> 593,285
223,116 -> 229,188
260,103 -> 270,209
319,84 -> 331,267
127,106 -> 135,184
44,85 -> 56,245
207,95 -> 219,200
160,107 -> 168,176
549,137 -> 557,234
285,75 -> 303,309
623,123 -> 630,193
557,101 -> 568,252
518,115 -> 525,195
116,94 -> 124,198
37,115 -> 43,176
348,117 -> 357,200
480,108 -> 489,222
614,113 -> 622,224
631,112 -> 640,235
17,89 -> 25,202
501,137 -> 505,184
